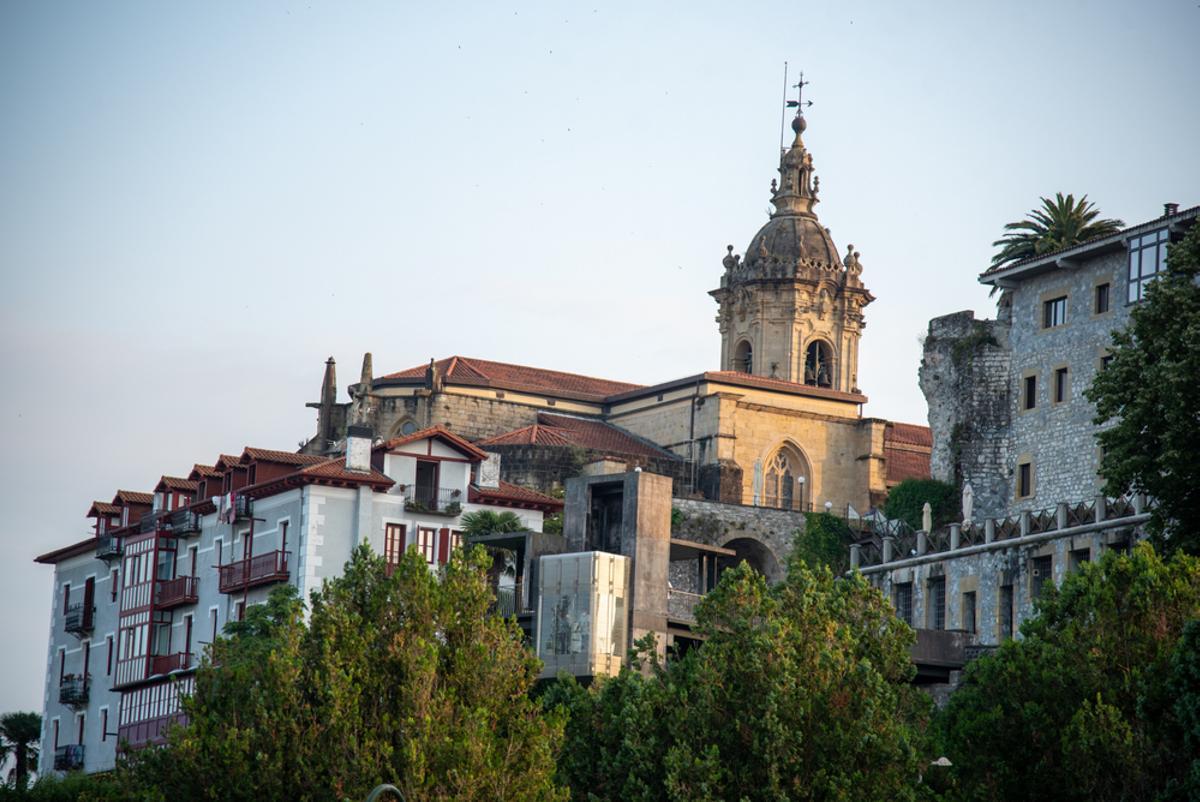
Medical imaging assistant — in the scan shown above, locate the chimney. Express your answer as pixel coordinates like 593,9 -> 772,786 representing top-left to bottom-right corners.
1164,202 -> 1179,217
345,424 -> 373,473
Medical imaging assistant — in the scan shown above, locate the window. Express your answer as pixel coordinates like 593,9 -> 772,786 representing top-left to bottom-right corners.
804,340 -> 833,387
1031,555 -> 1054,599
58,648 -> 65,683
214,538 -> 223,567
189,546 -> 199,577
235,601 -> 245,622
384,523 -> 406,572
1023,375 -> 1037,410
1042,296 -> 1067,328
110,569 -> 119,602
101,708 -> 108,742
449,530 -> 463,554
417,527 -> 437,565
1053,367 -> 1069,404
52,719 -> 59,750
82,640 -> 90,677
999,584 -> 1015,640
733,340 -> 753,374
77,713 -> 85,745
1095,282 -> 1111,314
962,591 -> 977,635
1069,548 -> 1090,572
893,583 -> 913,626
927,576 -> 946,630
63,583 -> 70,615
106,636 -> 114,676
763,447 -> 806,511
209,608 -> 218,643
1128,228 -> 1169,302
1017,461 -> 1033,498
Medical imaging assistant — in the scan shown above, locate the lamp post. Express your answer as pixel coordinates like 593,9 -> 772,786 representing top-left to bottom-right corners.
797,476 -> 806,512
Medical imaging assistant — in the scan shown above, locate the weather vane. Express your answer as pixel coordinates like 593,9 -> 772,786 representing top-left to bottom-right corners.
779,64 -> 813,152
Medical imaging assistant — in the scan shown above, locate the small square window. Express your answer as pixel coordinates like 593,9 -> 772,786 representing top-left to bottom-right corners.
893,582 -> 913,626
1023,375 -> 1037,410
1017,461 -> 1033,498
1100,353 -> 1114,371
962,591 -> 977,634
1031,555 -> 1053,599
1094,283 -> 1110,314
927,576 -> 946,630
1043,296 -> 1067,328
1054,367 -> 1069,403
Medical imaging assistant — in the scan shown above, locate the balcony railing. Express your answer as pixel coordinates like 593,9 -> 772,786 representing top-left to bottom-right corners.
58,674 -> 89,707
150,652 -> 191,677
229,494 -> 252,521
118,712 -> 187,750
96,534 -> 122,560
494,580 -> 531,617
53,744 -> 85,771
139,512 -> 160,533
667,588 -> 705,622
63,602 -> 94,635
219,550 -> 290,593
166,508 -> 201,535
156,575 -> 199,609
404,487 -> 463,516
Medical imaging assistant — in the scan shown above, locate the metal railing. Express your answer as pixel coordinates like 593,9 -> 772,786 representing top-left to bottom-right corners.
58,674 -> 89,707
96,534 -> 121,560
404,487 -> 463,515
150,652 -> 191,677
53,744 -> 84,771
218,550 -> 290,593
167,508 -> 201,535
64,602 -> 94,635
494,580 -> 530,617
156,575 -> 199,609
118,712 -> 187,750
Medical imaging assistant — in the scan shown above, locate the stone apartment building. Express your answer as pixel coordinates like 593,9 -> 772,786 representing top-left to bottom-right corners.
860,203 -> 1197,675
34,428 -> 561,775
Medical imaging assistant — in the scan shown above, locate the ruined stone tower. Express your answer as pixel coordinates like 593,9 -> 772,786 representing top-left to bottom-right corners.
710,112 -> 873,393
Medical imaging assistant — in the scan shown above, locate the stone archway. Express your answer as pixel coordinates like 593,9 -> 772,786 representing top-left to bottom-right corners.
719,536 -> 783,583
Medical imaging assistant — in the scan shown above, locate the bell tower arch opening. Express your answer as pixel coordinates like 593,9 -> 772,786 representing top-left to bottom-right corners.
733,339 -> 753,374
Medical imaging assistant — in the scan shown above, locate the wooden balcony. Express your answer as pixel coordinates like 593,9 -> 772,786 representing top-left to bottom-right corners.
63,602 -> 94,635
58,674 -> 89,707
150,652 -> 191,677
53,744 -> 84,771
219,550 -> 290,593
155,575 -> 199,610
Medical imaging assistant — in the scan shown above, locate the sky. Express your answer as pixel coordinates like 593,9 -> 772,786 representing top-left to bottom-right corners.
0,0 -> 1197,716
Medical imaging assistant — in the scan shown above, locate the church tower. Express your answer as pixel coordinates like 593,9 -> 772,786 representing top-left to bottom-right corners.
710,109 -> 873,394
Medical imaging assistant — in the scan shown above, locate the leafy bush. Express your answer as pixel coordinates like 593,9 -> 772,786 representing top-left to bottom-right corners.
883,478 -> 959,531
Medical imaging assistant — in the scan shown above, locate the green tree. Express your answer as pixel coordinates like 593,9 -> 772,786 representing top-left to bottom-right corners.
936,544 -> 1200,802
0,712 -> 41,790
459,509 -> 526,536
1086,220 -> 1200,555
547,555 -> 931,801
990,193 -> 1124,270
123,545 -> 565,802
794,512 -> 853,572
883,478 -> 959,532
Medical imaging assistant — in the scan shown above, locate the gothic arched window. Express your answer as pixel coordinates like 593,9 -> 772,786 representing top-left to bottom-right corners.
804,340 -> 833,388
734,340 -> 753,374
764,446 -> 808,511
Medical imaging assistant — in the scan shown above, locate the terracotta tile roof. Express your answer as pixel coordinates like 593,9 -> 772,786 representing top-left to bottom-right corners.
156,476 -> 199,493
87,501 -> 121,518
885,422 -> 933,448
240,447 -> 326,467
604,371 -> 868,405
295,458 -> 394,487
480,414 -> 678,461
884,447 -> 932,484
112,490 -> 153,506
883,421 -> 933,483
469,481 -> 564,511
377,425 -> 489,461
213,454 -> 245,472
377,356 -> 642,402
189,464 -> 220,479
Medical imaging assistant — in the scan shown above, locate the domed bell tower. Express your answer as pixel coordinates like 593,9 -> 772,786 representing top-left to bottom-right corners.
710,109 -> 873,394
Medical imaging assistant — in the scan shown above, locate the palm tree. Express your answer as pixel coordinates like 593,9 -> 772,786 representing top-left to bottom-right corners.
0,711 -> 41,789
991,193 -> 1124,270
459,510 -> 526,538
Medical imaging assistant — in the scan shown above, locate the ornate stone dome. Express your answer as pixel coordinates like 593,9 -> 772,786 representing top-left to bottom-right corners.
746,214 -> 840,268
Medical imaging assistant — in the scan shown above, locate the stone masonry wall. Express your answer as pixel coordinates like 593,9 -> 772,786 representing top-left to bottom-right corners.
671,497 -> 807,583
919,310 -> 1012,519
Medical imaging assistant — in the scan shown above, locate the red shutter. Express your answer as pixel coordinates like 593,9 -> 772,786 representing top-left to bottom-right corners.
83,578 -> 95,629
437,528 -> 450,564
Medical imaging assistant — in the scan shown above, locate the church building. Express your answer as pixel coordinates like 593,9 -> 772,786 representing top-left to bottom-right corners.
304,110 -> 930,515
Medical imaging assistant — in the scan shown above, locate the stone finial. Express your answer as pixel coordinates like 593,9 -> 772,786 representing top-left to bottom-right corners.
723,245 -> 737,270
359,352 -> 373,389
922,501 -> 933,532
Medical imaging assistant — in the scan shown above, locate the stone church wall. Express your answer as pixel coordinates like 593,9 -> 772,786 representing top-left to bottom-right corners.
919,310 -> 1012,519
671,497 -> 807,583
487,443 -> 688,495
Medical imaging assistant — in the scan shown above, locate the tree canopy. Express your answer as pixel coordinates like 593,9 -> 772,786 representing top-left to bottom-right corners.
990,193 -> 1124,270
120,545 -> 565,802
0,712 -> 40,791
459,509 -> 527,537
545,549 -> 932,801
936,544 -> 1200,801
1086,220 -> 1200,555
883,478 -> 960,532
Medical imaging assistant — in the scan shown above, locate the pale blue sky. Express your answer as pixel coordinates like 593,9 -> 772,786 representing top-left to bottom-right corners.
1,1 -> 1197,714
